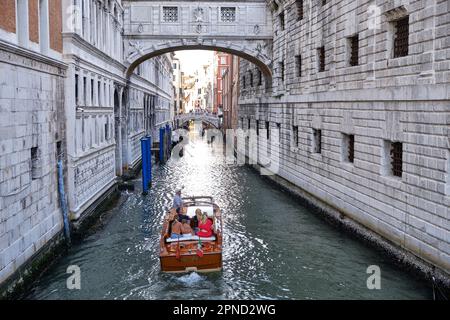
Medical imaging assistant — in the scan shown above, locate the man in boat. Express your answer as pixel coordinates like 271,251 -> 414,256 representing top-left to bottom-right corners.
173,189 -> 183,210
173,189 -> 190,222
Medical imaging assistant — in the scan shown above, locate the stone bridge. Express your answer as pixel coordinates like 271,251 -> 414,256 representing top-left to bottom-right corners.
122,0 -> 273,79
175,112 -> 220,129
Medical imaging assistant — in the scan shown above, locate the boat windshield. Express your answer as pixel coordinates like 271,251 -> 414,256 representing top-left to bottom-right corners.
185,205 -> 214,218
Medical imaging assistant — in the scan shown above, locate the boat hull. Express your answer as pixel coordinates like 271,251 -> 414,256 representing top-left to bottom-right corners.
160,252 -> 222,273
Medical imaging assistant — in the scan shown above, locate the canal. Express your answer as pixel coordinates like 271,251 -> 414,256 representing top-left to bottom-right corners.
27,132 -> 431,299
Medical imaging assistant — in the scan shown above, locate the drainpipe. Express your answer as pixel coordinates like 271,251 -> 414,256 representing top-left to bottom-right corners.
57,159 -> 71,244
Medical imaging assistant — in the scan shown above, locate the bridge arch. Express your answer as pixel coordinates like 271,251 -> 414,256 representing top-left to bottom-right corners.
125,43 -> 272,81
175,113 -> 220,129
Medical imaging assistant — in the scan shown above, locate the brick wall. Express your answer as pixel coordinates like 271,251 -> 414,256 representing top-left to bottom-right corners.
49,0 -> 63,53
28,0 -> 39,43
0,0 -> 16,34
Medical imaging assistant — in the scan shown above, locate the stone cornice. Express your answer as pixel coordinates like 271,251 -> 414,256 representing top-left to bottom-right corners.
62,32 -> 126,72
0,40 -> 67,76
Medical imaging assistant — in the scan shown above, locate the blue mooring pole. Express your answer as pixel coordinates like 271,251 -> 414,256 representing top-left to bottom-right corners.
146,136 -> 152,187
159,127 -> 165,163
141,137 -> 149,194
166,124 -> 171,160
57,159 -> 71,243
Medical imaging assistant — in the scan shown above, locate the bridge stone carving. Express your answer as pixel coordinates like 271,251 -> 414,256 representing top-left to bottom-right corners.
175,112 -> 220,129
123,0 -> 273,78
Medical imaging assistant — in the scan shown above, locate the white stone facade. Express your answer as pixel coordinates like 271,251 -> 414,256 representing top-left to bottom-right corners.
0,37 -> 66,285
239,0 -> 450,274
63,0 -> 174,219
0,0 -> 174,287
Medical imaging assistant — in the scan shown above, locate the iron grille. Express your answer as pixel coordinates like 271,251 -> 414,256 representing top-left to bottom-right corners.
297,0 -> 304,20
221,7 -> 236,22
348,135 -> 355,163
293,126 -> 299,147
350,35 -> 359,66
314,129 -> 322,153
394,16 -> 409,58
391,142 -> 403,177
280,61 -> 285,82
296,55 -> 302,77
163,7 -> 178,23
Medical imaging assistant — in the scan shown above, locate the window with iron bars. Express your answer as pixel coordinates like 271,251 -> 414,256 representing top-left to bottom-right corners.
393,16 -> 409,58
342,134 -> 355,163
293,126 -> 299,147
266,121 -> 270,140
313,129 -> 322,154
390,142 -> 403,177
295,55 -> 302,77
349,35 -> 359,66
296,0 -> 304,21
279,61 -> 285,82
221,7 -> 236,22
318,47 -> 325,72
163,7 -> 178,22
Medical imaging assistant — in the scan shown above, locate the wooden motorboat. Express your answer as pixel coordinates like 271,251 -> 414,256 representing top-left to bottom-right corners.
159,196 -> 223,273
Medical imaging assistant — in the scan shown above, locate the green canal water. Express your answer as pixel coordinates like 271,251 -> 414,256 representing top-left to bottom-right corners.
26,134 -> 432,299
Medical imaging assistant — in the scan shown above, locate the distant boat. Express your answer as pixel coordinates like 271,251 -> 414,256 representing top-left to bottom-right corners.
159,196 -> 223,273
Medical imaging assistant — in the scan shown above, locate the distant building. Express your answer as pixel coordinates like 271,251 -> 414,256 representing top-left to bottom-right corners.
213,52 -> 231,115
172,57 -> 183,115
222,56 -> 240,130
182,61 -> 214,112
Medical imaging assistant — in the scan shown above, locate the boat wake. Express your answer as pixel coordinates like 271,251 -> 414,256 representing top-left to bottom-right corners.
176,272 -> 204,285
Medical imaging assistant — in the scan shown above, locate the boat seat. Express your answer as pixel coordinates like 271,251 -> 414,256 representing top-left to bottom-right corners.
166,235 -> 216,243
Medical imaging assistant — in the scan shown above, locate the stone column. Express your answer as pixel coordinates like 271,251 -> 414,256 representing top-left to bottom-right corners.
16,0 -> 29,47
65,64 -> 77,212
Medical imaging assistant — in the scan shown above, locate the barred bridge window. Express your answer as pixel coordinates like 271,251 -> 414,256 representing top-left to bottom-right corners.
391,142 -> 403,177
163,7 -> 178,22
221,7 -> 236,22
393,16 -> 409,58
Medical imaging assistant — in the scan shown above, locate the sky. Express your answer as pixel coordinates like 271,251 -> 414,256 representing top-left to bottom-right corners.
175,50 -> 214,75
